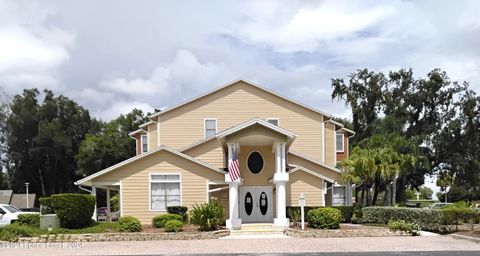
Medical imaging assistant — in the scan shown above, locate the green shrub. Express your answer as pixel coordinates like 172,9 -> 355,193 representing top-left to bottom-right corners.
0,229 -> 19,242
39,197 -> 54,214
164,220 -> 183,232
388,220 -> 420,236
287,207 -> 301,225
47,193 -> 96,229
441,204 -> 477,231
118,216 -> 142,232
353,203 -> 363,218
190,201 -> 224,231
167,206 -> 188,221
152,214 -> 183,228
17,214 -> 40,227
362,207 -> 444,232
307,207 -> 342,229
332,206 -> 354,223
0,223 -> 42,240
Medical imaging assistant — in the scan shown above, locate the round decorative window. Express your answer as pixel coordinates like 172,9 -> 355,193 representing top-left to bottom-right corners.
247,151 -> 264,174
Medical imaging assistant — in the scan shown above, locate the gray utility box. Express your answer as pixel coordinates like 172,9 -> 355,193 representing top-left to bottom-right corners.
40,214 -> 60,230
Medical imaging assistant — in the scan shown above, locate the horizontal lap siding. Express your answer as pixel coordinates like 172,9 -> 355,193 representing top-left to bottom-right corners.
287,171 -> 324,207
92,151 -> 224,224
288,154 -> 342,182
148,123 -> 158,149
158,81 -> 324,160
183,139 -> 225,168
325,122 -> 335,165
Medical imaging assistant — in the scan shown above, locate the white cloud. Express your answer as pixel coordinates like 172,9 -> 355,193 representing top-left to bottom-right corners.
0,2 -> 74,93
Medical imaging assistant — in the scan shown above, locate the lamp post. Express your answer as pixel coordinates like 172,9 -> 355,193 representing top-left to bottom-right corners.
25,182 -> 30,208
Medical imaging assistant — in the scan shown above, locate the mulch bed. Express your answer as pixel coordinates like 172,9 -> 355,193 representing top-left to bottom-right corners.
286,223 -> 396,238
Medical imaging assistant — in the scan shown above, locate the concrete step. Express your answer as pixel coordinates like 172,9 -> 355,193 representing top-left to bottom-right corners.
240,223 -> 276,230
230,228 -> 285,236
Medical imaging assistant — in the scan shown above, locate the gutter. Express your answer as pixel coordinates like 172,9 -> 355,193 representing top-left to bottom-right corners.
78,185 -> 92,193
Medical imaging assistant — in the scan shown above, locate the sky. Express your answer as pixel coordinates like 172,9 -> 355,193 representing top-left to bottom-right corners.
1,0 -> 479,196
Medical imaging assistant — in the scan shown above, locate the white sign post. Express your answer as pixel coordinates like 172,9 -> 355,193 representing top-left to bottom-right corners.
299,193 -> 305,230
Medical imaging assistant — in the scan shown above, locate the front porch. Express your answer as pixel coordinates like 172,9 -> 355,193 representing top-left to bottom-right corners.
216,119 -> 296,229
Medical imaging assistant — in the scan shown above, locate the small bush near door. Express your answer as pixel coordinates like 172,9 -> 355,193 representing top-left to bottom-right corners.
118,216 -> 142,232
164,220 -> 183,232
190,201 -> 224,231
307,207 -> 342,229
152,214 -> 183,228
167,206 -> 188,222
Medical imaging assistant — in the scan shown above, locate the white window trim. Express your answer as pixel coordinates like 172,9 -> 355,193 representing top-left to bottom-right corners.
149,173 -> 182,212
266,117 -> 280,126
204,118 -> 217,138
336,132 -> 344,153
141,134 -> 148,153
246,150 -> 265,175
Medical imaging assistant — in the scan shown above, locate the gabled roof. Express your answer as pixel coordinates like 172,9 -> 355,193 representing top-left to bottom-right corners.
289,165 -> 335,183
128,128 -> 146,138
216,117 -> 297,140
149,79 -> 332,119
75,145 -> 226,186
289,149 -> 342,174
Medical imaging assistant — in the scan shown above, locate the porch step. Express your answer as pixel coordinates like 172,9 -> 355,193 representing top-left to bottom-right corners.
240,223 -> 276,230
226,223 -> 286,238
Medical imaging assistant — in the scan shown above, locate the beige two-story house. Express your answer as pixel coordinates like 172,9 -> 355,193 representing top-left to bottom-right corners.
75,80 -> 354,229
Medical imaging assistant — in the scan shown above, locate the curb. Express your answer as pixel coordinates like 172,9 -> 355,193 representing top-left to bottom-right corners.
449,233 -> 480,243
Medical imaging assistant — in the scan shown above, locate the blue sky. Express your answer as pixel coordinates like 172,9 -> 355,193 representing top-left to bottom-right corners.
2,0 -> 479,197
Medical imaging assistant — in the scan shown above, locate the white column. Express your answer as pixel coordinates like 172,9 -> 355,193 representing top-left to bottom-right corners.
281,142 -> 286,173
274,181 -> 288,227
106,187 -> 111,221
225,143 -> 241,229
91,185 -> 97,221
273,141 -> 289,227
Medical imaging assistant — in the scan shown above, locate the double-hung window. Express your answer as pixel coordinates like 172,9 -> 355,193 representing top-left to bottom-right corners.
150,174 -> 181,211
336,133 -> 344,152
141,134 -> 148,153
204,118 -> 217,138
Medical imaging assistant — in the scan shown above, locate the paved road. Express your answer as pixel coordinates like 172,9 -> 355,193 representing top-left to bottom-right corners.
0,236 -> 479,256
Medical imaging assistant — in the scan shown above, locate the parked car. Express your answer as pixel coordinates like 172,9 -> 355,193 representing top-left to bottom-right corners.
430,202 -> 453,209
0,204 -> 39,226
20,207 -> 40,213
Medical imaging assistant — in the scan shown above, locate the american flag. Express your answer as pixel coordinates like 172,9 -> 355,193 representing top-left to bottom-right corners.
229,147 -> 241,181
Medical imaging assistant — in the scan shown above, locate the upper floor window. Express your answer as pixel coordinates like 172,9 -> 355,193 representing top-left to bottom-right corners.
141,134 -> 148,153
336,133 -> 344,152
204,118 -> 217,138
266,118 -> 279,126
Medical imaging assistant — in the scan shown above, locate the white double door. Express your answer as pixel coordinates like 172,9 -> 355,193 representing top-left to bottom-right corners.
239,186 -> 273,223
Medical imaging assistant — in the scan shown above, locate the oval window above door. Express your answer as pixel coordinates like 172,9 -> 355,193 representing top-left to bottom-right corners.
247,151 -> 264,174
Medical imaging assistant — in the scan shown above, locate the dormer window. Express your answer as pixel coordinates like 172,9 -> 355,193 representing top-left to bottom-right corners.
204,118 -> 217,138
266,118 -> 279,126
141,134 -> 148,153
336,133 -> 344,152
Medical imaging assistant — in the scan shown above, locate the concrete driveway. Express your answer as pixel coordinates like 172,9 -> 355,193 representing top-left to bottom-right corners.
0,235 -> 479,256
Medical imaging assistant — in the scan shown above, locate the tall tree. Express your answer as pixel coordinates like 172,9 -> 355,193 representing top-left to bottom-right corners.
6,89 -> 93,195
76,109 -> 149,177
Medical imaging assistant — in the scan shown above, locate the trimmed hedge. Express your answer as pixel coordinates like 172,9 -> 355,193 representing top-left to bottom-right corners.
118,216 -> 142,232
38,197 -> 54,215
332,206 -> 354,223
17,214 -> 40,227
48,194 -> 96,229
164,220 -> 183,232
362,207 -> 444,232
152,214 -> 183,228
307,207 -> 342,229
167,206 -> 188,222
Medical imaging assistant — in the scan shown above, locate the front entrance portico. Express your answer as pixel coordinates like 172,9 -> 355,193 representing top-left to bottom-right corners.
217,118 -> 296,230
